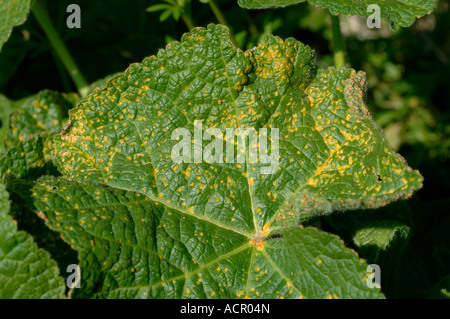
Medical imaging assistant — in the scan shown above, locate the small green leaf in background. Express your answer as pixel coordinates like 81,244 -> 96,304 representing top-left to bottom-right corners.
0,89 -> 79,288
427,275 -> 450,299
237,0 -> 437,30
0,184 -> 65,298
0,137 -> 50,181
0,0 -> 33,52
147,0 -> 187,22
353,220 -> 410,259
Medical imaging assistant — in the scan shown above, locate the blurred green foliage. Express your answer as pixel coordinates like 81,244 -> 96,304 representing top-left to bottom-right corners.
0,0 -> 448,298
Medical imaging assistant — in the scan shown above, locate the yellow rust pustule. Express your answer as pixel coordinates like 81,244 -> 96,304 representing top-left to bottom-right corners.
249,223 -> 271,251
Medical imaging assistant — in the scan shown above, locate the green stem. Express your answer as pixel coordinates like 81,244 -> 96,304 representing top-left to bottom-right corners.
52,50 -> 72,93
208,0 -> 239,48
331,15 -> 345,68
32,2 -> 89,97
243,10 -> 259,39
181,13 -> 195,30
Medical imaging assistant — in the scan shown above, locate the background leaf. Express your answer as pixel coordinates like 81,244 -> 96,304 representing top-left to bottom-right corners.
0,0 -> 33,52
33,24 -> 423,298
4,90 -> 77,148
0,94 -> 17,150
0,183 -> 65,298
237,0 -> 437,30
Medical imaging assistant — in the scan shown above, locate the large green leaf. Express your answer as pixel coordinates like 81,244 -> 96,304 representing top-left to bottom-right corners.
0,0 -> 33,52
238,0 -> 436,30
0,183 -> 65,298
34,24 -> 422,298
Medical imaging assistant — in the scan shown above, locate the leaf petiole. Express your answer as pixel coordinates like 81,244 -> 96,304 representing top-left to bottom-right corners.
331,14 -> 345,68
31,2 -> 89,97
